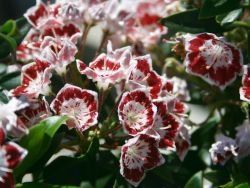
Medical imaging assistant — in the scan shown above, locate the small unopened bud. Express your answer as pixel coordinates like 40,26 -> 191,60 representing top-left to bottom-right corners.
172,42 -> 186,59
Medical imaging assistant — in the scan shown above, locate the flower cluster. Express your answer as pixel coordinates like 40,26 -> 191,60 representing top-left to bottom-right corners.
6,0 -> 250,187
17,0 -> 183,63
8,0 -> 190,187
0,98 -> 28,187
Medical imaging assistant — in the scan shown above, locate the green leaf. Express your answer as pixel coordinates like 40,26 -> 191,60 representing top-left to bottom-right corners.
184,171 -> 203,188
222,105 -> 245,135
216,9 -> 243,26
0,71 -> 20,90
14,17 -> 30,45
14,116 -> 68,179
43,145 -> 119,187
235,183 -> 250,188
221,181 -> 234,188
204,170 -> 230,186
200,0 -> 240,18
0,64 -> 7,76
30,131 -> 66,180
237,156 -> 250,182
0,33 -> 16,51
43,137 -> 101,186
191,117 -> 219,148
0,20 -> 17,36
0,18 -> 29,59
0,91 -> 8,103
198,149 -> 211,166
242,0 -> 250,7
16,183 -> 78,188
161,9 -> 224,37
0,33 -> 17,58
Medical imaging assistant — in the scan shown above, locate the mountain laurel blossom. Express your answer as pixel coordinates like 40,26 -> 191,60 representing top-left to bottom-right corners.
50,84 -> 98,131
183,33 -> 243,90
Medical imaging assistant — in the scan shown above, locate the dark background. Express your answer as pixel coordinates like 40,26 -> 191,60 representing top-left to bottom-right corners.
0,0 -> 36,24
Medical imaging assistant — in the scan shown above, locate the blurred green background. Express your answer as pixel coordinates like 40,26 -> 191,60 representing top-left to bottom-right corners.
0,0 -> 36,24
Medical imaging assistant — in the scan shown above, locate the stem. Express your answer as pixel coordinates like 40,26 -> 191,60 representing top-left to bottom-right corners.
76,129 -> 86,153
112,135 -> 130,140
61,72 -> 67,83
95,30 -> 109,57
98,88 -> 110,113
106,91 -> 125,122
100,124 -> 122,138
98,89 -> 104,113
77,24 -> 92,59
100,143 -> 118,149
230,21 -> 250,29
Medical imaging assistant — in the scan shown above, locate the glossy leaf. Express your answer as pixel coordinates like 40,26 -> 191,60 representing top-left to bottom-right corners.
0,19 -> 17,36
0,90 -> 8,103
199,0 -> 240,18
235,183 -> 250,188
184,171 -> 203,188
0,71 -> 20,90
14,116 -> 68,179
43,138 -> 101,186
0,33 -> 17,58
191,117 -> 219,148
161,9 -> 224,37
0,64 -> 7,76
216,9 -> 243,26
204,170 -> 230,186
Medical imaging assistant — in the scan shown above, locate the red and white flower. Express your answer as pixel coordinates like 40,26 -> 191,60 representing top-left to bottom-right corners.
98,0 -> 134,34
124,18 -> 167,48
0,128 -> 4,145
17,23 -> 80,63
162,76 -> 190,101
0,130 -> 27,188
123,0 -> 168,48
41,23 -> 81,40
172,99 -> 188,117
84,0 -> 110,25
174,124 -> 191,161
0,97 -> 29,137
209,134 -> 238,165
120,134 -> 165,187
183,33 -> 243,90
24,0 -> 62,30
240,65 -> 250,102
16,29 -> 41,62
118,89 -> 157,136
157,94 -> 188,118
56,0 -> 86,24
127,55 -> 162,99
77,41 -> 132,90
153,101 -> 180,149
50,84 -> 98,132
17,98 -> 51,129
12,59 -> 52,99
40,36 -> 79,75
